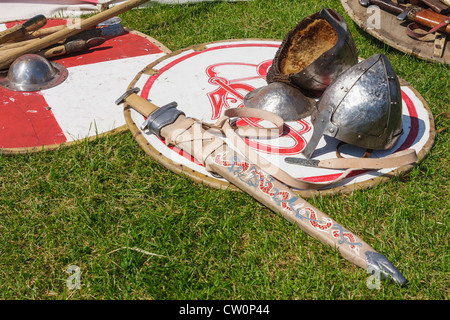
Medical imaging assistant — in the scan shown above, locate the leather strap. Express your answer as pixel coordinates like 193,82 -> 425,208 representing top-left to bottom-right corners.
163,107 -> 418,190
406,15 -> 450,39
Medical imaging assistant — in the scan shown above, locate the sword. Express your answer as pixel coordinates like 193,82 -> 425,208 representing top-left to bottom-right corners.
285,150 -> 417,169
116,87 -> 408,286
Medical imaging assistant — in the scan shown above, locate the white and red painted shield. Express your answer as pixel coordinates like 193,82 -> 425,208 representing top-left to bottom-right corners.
0,19 -> 170,153
124,39 -> 435,196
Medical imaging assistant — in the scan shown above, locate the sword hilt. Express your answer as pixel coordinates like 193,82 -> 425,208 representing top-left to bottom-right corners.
116,87 -> 184,138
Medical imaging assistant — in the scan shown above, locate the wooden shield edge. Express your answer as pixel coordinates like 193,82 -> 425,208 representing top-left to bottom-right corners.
0,28 -> 172,155
340,0 -> 449,65
123,39 -> 436,198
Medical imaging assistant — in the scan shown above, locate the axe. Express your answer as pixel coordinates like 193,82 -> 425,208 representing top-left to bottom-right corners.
115,88 -> 408,285
0,23 -> 124,53
0,14 -> 47,45
0,0 -> 149,70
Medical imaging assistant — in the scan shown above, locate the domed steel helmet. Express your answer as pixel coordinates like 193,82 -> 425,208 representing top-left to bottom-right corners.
302,54 -> 404,159
0,53 -> 68,92
266,7 -> 358,94
243,82 -> 315,121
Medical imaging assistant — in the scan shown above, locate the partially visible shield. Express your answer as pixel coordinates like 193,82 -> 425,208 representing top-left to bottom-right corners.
243,82 -> 316,121
341,0 -> 450,64
122,39 -> 435,198
0,18 -> 171,154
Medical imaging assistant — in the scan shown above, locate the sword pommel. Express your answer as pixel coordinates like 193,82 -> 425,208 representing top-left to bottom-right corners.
115,87 -> 140,105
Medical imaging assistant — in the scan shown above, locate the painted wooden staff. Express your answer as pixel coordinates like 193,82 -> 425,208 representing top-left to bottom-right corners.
116,87 -> 408,285
0,0 -> 148,70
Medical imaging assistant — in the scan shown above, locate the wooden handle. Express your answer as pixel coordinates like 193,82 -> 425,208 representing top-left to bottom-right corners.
369,0 -> 450,33
0,14 -> 47,45
38,44 -> 68,59
420,0 -> 450,13
370,0 -> 405,14
30,25 -> 67,39
0,25 -> 23,45
0,0 -> 148,70
415,9 -> 450,33
22,14 -> 47,32
119,91 -> 407,285
0,37 -> 54,52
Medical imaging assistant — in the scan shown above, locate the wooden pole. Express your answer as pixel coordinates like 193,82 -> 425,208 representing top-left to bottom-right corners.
0,0 -> 149,70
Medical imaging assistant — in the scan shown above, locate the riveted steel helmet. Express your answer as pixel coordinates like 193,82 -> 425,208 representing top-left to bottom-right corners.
266,7 -> 358,94
243,82 -> 316,121
0,54 -> 68,92
302,54 -> 403,159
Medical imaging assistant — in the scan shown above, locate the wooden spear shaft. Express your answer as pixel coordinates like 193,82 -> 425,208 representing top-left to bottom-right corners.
0,0 -> 149,70
118,90 -> 408,285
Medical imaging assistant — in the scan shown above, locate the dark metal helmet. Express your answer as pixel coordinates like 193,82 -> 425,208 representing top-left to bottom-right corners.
0,54 -> 68,92
266,7 -> 358,94
302,54 -> 404,159
243,82 -> 315,121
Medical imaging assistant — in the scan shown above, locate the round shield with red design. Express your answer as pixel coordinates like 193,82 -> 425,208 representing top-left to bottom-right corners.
124,39 -> 435,197
0,18 -> 171,153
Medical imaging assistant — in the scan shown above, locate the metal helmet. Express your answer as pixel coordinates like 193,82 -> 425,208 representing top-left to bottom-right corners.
243,82 -> 316,121
266,7 -> 358,94
0,54 -> 68,92
302,54 -> 403,159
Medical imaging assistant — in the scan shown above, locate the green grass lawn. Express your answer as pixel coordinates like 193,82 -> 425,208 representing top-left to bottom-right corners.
0,0 -> 448,300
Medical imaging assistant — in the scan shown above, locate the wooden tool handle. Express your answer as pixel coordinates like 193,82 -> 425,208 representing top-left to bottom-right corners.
0,14 -> 47,45
368,0 -> 450,33
118,89 -> 407,284
0,0 -> 148,70
123,91 -> 160,117
38,37 -> 106,59
420,0 -> 449,13
22,14 -> 47,32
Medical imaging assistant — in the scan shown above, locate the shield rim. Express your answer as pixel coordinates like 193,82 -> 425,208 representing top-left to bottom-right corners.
123,38 -> 436,198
